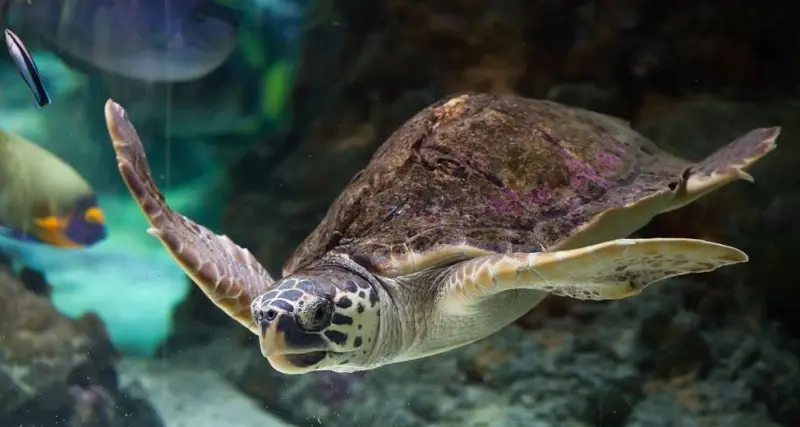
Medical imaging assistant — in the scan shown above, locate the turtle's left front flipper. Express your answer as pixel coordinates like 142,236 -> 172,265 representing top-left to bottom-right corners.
104,99 -> 275,334
667,127 -> 779,211
443,238 -> 746,309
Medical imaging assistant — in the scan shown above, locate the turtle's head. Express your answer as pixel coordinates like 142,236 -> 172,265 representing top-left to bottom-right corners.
251,268 -> 381,374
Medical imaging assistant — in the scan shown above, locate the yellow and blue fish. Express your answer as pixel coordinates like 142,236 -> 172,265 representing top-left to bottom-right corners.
0,129 -> 106,247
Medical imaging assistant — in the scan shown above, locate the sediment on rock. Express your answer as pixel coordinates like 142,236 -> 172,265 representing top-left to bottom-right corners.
0,265 -> 164,427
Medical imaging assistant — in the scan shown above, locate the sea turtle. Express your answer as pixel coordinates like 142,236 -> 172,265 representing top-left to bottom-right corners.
103,93 -> 778,375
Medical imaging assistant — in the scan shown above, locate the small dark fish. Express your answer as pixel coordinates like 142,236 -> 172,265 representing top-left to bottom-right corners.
4,28 -> 50,107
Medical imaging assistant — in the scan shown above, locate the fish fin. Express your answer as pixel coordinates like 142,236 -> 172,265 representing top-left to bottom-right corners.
33,215 -> 67,230
83,206 -> 105,224
23,216 -> 82,248
0,225 -> 41,244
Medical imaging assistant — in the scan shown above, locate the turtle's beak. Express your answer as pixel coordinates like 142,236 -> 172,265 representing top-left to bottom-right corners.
262,324 -> 328,374
267,351 -> 329,374
259,313 -> 330,374
259,321 -> 286,357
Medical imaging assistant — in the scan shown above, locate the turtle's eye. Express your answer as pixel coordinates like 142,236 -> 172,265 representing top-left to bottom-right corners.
298,299 -> 333,332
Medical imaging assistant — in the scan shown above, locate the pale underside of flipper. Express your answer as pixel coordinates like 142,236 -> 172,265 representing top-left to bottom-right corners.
443,238 -> 747,312
103,99 -> 274,333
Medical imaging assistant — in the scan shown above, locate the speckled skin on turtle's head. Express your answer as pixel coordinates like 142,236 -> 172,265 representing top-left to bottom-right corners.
248,256 -> 389,373
104,93 -> 777,375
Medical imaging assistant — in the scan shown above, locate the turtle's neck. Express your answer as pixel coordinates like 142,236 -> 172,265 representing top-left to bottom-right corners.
363,274 -> 406,369
312,252 -> 405,370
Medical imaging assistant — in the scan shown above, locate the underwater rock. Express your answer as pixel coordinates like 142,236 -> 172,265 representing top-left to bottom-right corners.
119,342 -> 296,427
0,267 -> 164,427
18,267 -> 52,297
232,278 -> 798,427
0,266 -> 97,416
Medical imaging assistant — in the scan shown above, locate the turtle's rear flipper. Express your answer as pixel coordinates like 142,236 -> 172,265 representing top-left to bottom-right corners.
668,127 -> 779,211
104,99 -> 275,334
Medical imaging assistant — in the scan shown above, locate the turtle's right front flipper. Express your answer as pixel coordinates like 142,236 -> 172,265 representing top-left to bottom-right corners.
441,238 -> 747,314
104,99 -> 274,334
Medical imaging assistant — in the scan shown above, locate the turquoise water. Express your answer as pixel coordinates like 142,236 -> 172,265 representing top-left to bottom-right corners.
0,182 -> 214,356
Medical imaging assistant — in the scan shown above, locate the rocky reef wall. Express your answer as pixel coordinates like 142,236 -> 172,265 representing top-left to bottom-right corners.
0,260 -> 164,427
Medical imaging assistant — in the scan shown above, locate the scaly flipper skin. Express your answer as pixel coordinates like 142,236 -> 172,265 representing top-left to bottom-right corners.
443,238 -> 747,311
668,127 -> 780,211
104,99 -> 275,333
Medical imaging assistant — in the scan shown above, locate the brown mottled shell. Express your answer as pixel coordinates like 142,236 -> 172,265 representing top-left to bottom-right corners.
283,93 -> 692,277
